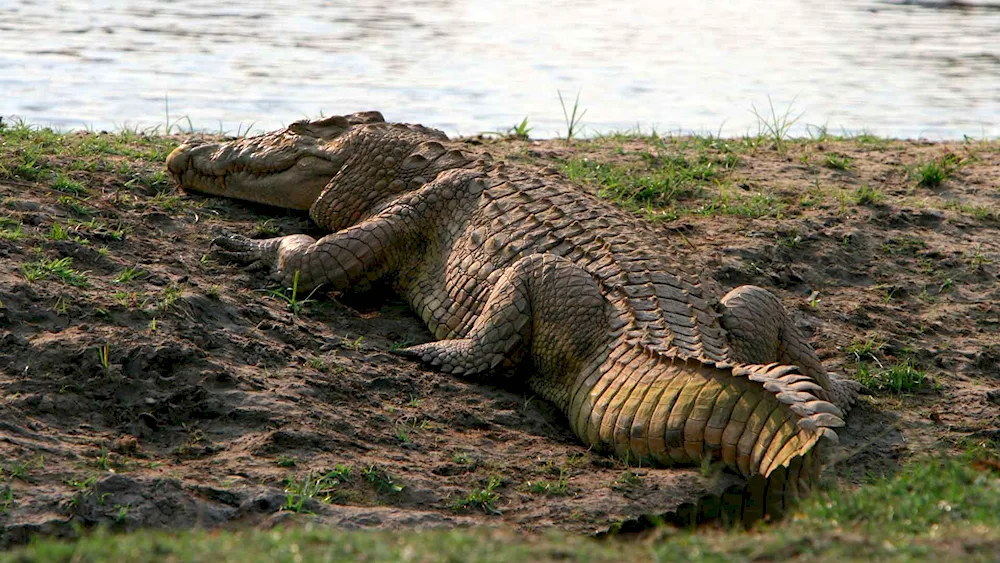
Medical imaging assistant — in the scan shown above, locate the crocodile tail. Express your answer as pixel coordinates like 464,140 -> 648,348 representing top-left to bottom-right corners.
580,348 -> 843,478
710,362 -> 837,522
580,347 -> 844,474
573,349 -> 842,521
718,362 -> 842,478
712,448 -> 827,527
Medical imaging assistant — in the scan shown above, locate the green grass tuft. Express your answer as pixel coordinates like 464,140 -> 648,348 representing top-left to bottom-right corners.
822,153 -> 853,171
857,359 -> 932,395
557,90 -> 587,141
0,219 -> 24,241
51,174 -> 88,196
20,256 -> 91,288
525,469 -> 569,497
362,465 -> 404,495
283,465 -> 353,512
506,116 -> 532,140
750,96 -> 801,153
853,184 -> 884,207
914,153 -> 963,188
696,191 -> 785,219
114,266 -> 147,284
560,155 -> 714,211
452,475 -> 504,515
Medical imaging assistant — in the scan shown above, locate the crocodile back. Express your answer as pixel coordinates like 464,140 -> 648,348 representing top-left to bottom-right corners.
466,167 -> 731,364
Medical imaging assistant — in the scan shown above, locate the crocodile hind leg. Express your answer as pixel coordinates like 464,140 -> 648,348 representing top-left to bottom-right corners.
398,254 -> 608,393
719,285 -> 860,410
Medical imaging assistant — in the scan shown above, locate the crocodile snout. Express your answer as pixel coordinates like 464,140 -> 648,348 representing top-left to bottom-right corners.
165,145 -> 188,177
166,139 -> 207,177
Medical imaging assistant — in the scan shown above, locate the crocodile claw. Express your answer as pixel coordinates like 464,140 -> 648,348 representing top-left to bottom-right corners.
211,234 -> 281,269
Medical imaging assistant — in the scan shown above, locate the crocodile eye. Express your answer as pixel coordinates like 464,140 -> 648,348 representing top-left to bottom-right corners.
288,121 -> 308,135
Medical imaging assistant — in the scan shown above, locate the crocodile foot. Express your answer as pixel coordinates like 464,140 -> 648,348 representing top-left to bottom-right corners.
829,375 -> 868,411
212,233 -> 318,289
212,234 -> 282,271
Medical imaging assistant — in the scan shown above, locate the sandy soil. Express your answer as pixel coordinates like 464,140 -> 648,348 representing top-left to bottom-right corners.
0,129 -> 997,546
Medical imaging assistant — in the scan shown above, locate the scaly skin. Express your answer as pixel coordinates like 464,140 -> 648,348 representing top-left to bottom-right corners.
167,112 -> 860,519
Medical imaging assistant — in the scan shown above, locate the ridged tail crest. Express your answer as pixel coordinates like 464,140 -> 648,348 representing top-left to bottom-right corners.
725,362 -> 843,478
574,348 -> 843,485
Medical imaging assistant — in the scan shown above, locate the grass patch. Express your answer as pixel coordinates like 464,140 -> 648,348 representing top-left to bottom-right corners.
557,134 -> 776,219
881,236 -> 928,256
525,479 -> 568,496
451,475 -> 504,515
914,153 -> 963,188
524,468 -> 569,496
966,243 -> 993,270
1,456 -> 45,483
853,184 -> 884,207
848,130 -> 892,149
612,469 -> 643,491
505,116 -> 532,140
942,200 -> 999,222
71,218 -> 128,241
49,222 -> 71,241
822,153 -> 852,171
857,358 -> 932,395
750,96 -> 801,153
114,266 -> 146,284
844,334 -> 886,360
801,454 -> 998,536
560,153 -> 718,212
51,174 -> 88,196
362,465 -> 404,495
803,126 -> 893,149
7,456 -> 997,561
250,219 -> 281,238
696,191 -> 785,219
153,283 -> 186,314
57,195 -> 96,216
283,465 -> 353,512
0,220 -> 24,241
140,189 -> 188,213
557,90 -> 587,141
21,256 -> 90,287
112,290 -> 145,309
0,486 -> 12,514
0,119 -> 178,196
845,335 -> 932,394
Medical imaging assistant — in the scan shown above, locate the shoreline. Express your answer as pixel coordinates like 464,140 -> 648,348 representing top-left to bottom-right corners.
3,113 -> 996,144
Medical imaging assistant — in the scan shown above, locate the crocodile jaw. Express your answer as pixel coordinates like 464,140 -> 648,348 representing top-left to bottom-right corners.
166,117 -> 354,211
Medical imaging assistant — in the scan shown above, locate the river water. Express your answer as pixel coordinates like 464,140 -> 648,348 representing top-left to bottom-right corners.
1,0 -> 997,138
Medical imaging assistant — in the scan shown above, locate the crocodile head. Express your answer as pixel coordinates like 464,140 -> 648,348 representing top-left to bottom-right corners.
166,111 -> 385,210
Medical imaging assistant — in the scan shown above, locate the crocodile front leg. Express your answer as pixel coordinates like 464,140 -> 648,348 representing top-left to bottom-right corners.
213,201 -> 427,292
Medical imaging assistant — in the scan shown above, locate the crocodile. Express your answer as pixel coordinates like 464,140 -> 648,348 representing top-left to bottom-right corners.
166,111 -> 859,521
